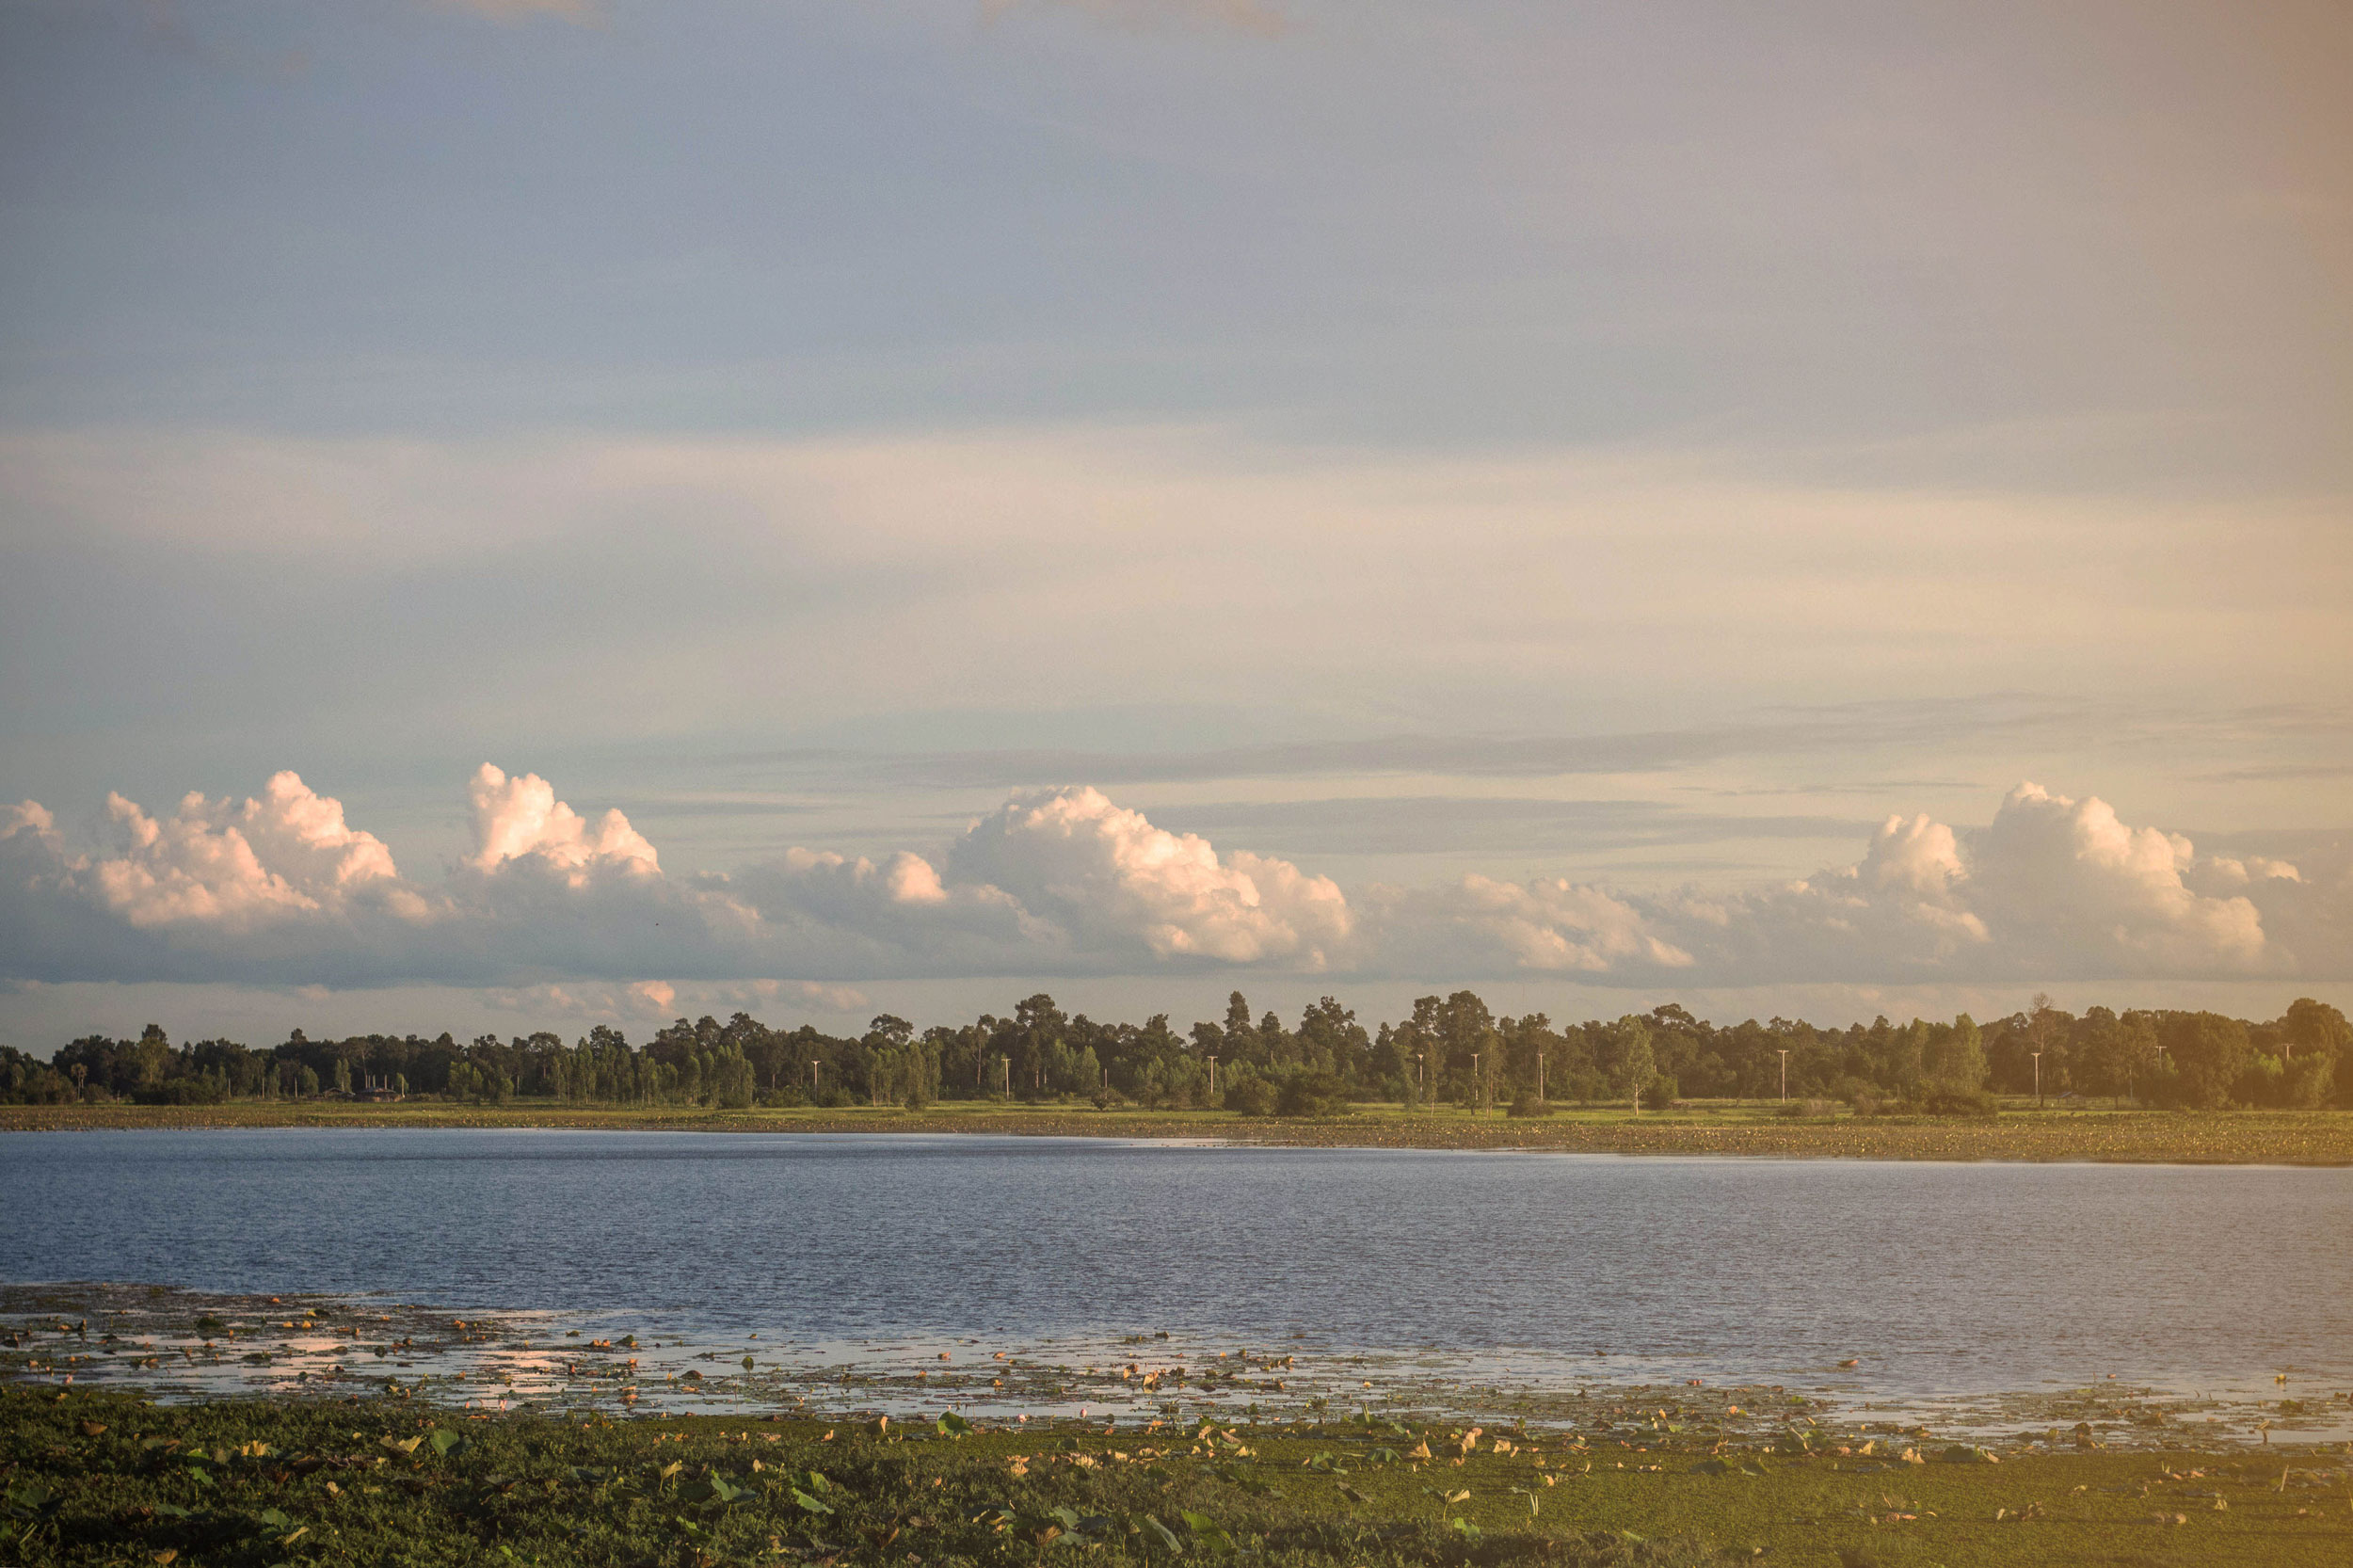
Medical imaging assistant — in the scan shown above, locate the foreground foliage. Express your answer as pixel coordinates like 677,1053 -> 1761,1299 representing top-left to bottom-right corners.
3,1387 -> 2346,1567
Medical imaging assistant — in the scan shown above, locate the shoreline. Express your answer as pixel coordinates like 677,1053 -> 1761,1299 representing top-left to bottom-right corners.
4,1100 -> 2352,1164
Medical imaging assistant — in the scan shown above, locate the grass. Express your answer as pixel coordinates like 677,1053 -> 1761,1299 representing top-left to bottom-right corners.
4,1099 -> 2351,1165
2,1385 -> 2345,1567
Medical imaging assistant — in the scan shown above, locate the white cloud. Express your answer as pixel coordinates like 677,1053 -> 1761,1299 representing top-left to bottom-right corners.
0,768 -> 2344,994
466,763 -> 659,881
1365,875 -> 1691,975
1959,782 -> 2267,970
1857,812 -> 1969,901
49,772 -> 414,933
1683,782 -> 2301,984
949,787 -> 1352,965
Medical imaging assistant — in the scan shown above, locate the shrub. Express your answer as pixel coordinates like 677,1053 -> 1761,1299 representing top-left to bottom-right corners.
1223,1077 -> 1278,1116
1922,1087 -> 1997,1118
1505,1090 -> 1556,1118
1274,1071 -> 1352,1118
1641,1075 -> 1679,1111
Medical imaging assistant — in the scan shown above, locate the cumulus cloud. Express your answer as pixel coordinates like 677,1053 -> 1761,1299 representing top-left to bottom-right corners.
0,769 -> 2345,994
8,772 -> 419,935
949,787 -> 1352,965
466,763 -> 659,880
1689,782 -> 2312,984
1960,783 -> 2267,970
1364,876 -> 1691,976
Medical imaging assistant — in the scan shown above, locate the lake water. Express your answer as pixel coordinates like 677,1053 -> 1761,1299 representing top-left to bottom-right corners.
4,1130 -> 2348,1441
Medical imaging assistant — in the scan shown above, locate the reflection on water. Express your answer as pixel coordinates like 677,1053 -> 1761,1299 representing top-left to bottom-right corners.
4,1129 -> 2349,1445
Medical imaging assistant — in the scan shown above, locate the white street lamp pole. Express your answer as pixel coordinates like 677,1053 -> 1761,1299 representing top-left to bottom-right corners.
1777,1048 -> 1789,1103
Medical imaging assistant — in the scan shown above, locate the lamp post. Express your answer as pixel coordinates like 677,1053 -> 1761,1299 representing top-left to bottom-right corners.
2031,1049 -> 2042,1110
1415,1052 -> 1427,1109
1207,1054 -> 1218,1099
1777,1048 -> 1790,1104
1537,1048 -> 1545,1105
1469,1052 -> 1480,1113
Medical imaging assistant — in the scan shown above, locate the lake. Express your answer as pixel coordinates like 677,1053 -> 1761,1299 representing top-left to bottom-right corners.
4,1130 -> 2347,1440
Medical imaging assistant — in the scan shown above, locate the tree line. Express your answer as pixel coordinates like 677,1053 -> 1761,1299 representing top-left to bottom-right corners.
3,992 -> 2346,1113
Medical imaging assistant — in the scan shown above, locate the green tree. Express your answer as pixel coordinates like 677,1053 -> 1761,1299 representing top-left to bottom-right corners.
133,1025 -> 172,1090
2158,1012 -> 2252,1110
712,1046 -> 756,1110
1924,1015 -> 1986,1091
2072,1008 -> 2131,1103
1294,996 -> 1366,1084
1223,991 -> 1256,1055
1608,1016 -> 1655,1115
2279,997 -> 2351,1061
2278,998 -> 2350,1106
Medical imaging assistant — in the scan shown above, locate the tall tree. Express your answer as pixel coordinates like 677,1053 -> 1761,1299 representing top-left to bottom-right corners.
1607,1016 -> 1655,1113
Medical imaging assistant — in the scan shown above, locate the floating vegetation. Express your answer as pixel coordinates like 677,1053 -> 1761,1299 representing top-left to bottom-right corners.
8,1284 -> 2350,1454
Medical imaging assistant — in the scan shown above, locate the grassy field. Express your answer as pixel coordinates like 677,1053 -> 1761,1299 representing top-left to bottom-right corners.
2,1385 -> 2345,1567
4,1098 -> 2350,1164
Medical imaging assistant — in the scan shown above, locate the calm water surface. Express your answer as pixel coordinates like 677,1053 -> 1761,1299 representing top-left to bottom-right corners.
4,1130 -> 2348,1418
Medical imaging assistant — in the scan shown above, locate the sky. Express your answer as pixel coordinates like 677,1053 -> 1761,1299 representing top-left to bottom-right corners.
1,0 -> 2348,1048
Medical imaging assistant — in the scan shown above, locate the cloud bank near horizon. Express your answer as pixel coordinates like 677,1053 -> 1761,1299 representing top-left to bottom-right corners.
3,767 -> 2342,998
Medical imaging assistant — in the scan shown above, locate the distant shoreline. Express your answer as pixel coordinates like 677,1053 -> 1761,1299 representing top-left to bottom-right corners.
5,1100 -> 2350,1165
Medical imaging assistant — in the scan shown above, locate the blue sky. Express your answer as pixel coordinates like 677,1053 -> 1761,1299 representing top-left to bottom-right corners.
2,0 -> 2348,1045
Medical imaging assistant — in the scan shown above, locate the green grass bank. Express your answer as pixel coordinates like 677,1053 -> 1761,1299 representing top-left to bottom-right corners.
4,1099 -> 2351,1164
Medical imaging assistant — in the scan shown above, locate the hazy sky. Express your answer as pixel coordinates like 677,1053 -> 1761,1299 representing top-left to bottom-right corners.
2,0 -> 2348,1046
